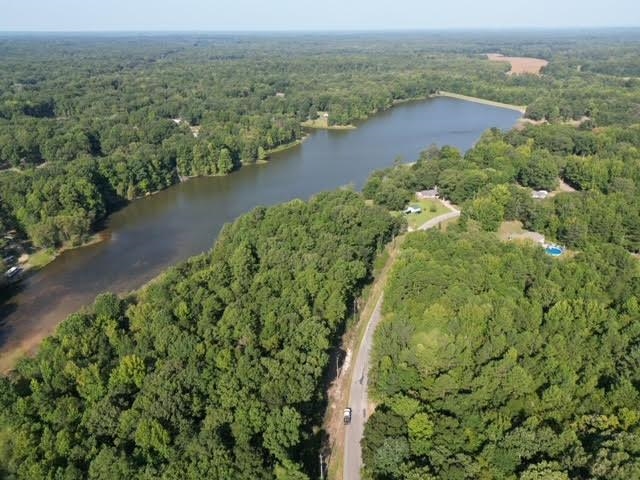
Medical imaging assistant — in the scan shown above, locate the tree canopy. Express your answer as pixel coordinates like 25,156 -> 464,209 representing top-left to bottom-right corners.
0,190 -> 402,479
366,231 -> 640,479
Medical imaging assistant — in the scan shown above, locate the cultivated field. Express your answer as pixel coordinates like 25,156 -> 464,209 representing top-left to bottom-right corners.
486,53 -> 549,75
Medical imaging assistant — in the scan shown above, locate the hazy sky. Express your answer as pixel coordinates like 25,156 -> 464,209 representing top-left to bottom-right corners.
1,0 -> 638,31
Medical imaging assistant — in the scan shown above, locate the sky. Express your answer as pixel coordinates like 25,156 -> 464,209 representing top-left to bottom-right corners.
1,0 -> 639,31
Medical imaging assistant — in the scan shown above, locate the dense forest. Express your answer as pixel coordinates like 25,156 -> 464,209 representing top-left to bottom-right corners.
366,231 -> 640,479
1,31 -> 639,253
0,190 -> 402,479
2,30 -> 640,479
359,64 -> 640,478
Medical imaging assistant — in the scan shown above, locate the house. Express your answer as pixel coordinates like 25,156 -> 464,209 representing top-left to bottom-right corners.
417,187 -> 439,200
404,206 -> 422,214
532,190 -> 549,199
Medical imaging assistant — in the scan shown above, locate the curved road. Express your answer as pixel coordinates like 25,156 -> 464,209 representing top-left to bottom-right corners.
343,204 -> 459,480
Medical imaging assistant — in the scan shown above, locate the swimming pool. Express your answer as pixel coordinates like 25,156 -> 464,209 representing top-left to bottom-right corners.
545,246 -> 563,257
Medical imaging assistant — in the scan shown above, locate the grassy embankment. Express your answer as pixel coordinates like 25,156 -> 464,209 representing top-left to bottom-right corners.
433,90 -> 527,113
23,233 -> 105,272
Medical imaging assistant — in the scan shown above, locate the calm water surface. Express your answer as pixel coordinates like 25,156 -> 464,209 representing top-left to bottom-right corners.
0,97 -> 521,363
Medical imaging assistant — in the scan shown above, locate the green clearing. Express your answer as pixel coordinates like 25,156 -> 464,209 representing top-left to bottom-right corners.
25,249 -> 55,270
402,198 -> 450,230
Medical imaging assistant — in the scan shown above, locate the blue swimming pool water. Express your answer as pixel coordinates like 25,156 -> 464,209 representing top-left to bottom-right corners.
545,246 -> 563,256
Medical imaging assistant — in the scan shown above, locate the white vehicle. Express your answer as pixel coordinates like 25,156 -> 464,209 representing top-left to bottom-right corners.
404,206 -> 422,214
343,407 -> 352,424
4,266 -> 23,284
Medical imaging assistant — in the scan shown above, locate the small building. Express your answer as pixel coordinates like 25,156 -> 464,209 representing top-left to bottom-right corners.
532,190 -> 549,199
417,187 -> 439,200
275,92 -> 286,98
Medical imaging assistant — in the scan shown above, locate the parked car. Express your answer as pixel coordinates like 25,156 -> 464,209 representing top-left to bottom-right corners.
404,206 -> 422,214
4,265 -> 23,284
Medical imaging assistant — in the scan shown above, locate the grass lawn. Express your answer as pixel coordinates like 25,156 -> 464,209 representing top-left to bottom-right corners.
26,249 -> 56,270
497,220 -> 526,241
498,221 -> 577,259
301,111 -> 355,130
403,198 -> 450,230
301,111 -> 329,128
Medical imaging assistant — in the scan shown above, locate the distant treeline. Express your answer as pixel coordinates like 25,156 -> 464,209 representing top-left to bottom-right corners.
1,32 -> 640,250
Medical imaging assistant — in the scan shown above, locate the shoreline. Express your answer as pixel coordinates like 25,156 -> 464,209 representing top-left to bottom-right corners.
5,135 -> 314,286
301,122 -> 357,131
264,134 -> 310,156
6,90 -> 526,274
431,91 -> 527,114
19,231 -> 107,275
0,93 -> 527,372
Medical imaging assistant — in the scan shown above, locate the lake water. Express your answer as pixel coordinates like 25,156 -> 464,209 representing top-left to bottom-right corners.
0,97 -> 521,367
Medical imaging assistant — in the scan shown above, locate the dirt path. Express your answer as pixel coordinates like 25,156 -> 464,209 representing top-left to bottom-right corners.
325,237 -> 403,480
342,293 -> 384,480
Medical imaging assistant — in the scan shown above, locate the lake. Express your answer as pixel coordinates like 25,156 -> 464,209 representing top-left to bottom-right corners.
0,96 -> 521,368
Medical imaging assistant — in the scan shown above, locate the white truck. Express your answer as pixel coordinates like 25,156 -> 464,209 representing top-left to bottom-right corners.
343,407 -> 352,425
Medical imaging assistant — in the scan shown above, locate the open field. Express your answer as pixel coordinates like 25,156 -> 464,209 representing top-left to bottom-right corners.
497,220 -> 542,243
487,53 -> 549,75
25,249 -> 55,270
402,198 -> 451,230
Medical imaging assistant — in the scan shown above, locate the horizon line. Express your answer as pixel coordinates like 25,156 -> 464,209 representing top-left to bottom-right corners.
1,26 -> 640,34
